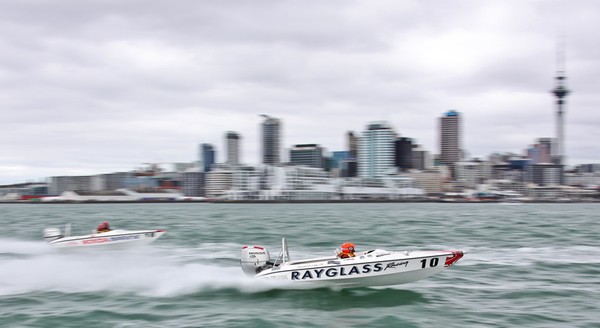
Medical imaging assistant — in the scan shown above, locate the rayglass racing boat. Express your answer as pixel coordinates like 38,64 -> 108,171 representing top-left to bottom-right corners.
43,223 -> 166,249
241,238 -> 464,287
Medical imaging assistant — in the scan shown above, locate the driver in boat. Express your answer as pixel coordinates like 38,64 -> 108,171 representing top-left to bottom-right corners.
338,242 -> 356,259
96,221 -> 112,233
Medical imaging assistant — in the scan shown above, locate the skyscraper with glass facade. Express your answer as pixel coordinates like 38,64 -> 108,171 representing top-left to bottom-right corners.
289,144 -> 324,168
439,110 -> 461,174
260,115 -> 281,165
225,131 -> 241,166
200,143 -> 215,172
358,122 -> 396,178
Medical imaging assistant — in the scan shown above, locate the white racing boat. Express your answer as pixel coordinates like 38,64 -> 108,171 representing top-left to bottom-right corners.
43,222 -> 166,249
241,238 -> 464,287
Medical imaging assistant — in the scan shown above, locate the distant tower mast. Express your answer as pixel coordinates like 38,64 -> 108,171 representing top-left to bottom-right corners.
551,40 -> 570,166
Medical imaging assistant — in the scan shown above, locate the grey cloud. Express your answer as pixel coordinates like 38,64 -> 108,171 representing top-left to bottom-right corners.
1,0 -> 599,184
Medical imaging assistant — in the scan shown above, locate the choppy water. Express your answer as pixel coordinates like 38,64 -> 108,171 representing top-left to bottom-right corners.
0,203 -> 599,327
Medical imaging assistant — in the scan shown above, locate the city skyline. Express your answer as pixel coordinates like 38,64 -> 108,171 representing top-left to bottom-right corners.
2,1 -> 599,185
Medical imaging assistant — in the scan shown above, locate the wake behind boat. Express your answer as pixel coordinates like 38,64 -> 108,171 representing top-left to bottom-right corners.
241,238 -> 463,287
43,221 -> 166,249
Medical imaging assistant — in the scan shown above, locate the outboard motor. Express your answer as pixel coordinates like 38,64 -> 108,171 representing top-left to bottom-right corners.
43,227 -> 63,242
241,245 -> 271,275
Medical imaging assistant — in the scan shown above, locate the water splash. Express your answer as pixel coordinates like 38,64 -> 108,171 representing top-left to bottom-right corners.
0,238 -> 290,297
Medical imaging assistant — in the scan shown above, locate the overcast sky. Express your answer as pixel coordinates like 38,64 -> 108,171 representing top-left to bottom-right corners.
1,0 -> 599,185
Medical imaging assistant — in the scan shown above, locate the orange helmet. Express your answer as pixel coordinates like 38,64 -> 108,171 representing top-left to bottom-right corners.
97,221 -> 110,231
341,242 -> 355,253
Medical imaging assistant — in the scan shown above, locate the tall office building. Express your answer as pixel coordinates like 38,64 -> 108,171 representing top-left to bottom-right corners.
528,138 -> 552,164
439,110 -> 462,174
260,115 -> 281,165
331,151 -> 349,167
344,131 -> 358,177
529,163 -> 564,186
225,131 -> 241,166
395,137 -> 413,172
199,143 -> 215,172
411,146 -> 431,171
290,144 -> 325,168
358,122 -> 396,178
347,131 -> 358,159
182,171 -> 206,197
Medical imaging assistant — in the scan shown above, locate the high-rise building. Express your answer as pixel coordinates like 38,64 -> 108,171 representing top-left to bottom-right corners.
528,163 -> 564,186
411,146 -> 431,171
528,138 -> 552,164
395,137 -> 413,171
260,115 -> 281,165
182,171 -> 206,197
225,131 -> 241,166
199,143 -> 215,172
439,110 -> 462,174
347,131 -> 358,159
358,122 -> 396,178
290,144 -> 325,168
331,151 -> 350,169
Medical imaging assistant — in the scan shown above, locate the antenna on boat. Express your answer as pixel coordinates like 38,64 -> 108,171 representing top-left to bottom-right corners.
282,237 -> 290,262
273,237 -> 291,266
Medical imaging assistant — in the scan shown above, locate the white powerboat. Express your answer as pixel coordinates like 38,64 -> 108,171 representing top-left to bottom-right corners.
43,223 -> 166,249
241,238 -> 463,287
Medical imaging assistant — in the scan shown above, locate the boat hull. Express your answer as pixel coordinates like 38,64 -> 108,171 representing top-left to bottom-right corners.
48,229 -> 166,250
256,250 -> 462,287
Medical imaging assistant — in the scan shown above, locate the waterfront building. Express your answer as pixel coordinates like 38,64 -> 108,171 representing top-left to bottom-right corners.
289,144 -> 325,168
358,122 -> 396,178
90,172 -> 131,191
342,159 -> 358,178
439,110 -> 462,175
174,162 -> 197,172
261,115 -> 281,165
49,175 -> 93,195
528,163 -> 564,186
42,189 -> 183,202
124,175 -> 159,190
347,131 -> 358,159
330,151 -> 350,177
395,137 -> 413,172
485,179 -> 528,199
224,165 -> 335,201
338,176 -> 424,200
491,164 -> 525,183
225,131 -> 241,166
565,172 -> 600,188
0,183 -> 48,200
229,166 -> 260,198
488,152 -> 524,165
331,151 -> 350,169
528,138 -> 553,164
577,164 -> 600,173
490,157 -> 530,183
205,164 -> 233,198
404,170 -> 444,195
454,160 -> 492,189
200,143 -> 216,172
181,171 -> 206,197
411,146 -> 432,171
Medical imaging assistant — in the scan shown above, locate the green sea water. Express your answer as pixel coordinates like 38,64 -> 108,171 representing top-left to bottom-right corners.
0,203 -> 598,327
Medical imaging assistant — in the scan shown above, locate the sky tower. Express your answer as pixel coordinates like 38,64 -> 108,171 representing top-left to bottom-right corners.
551,43 -> 570,166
